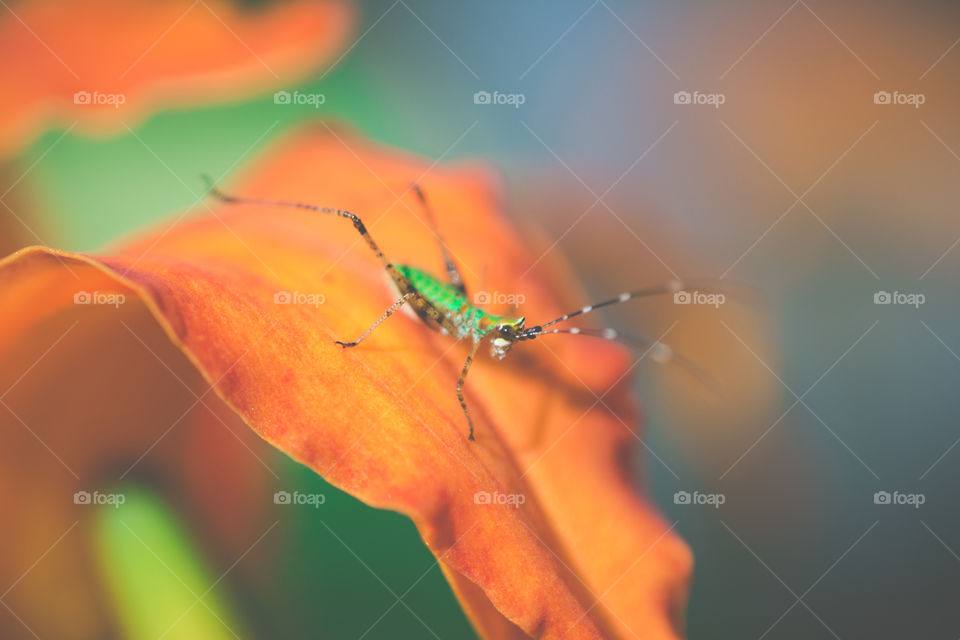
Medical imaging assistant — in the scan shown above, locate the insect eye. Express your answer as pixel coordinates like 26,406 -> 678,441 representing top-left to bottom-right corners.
498,326 -> 512,337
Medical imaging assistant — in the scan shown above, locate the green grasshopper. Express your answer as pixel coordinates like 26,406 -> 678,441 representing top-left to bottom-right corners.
204,178 -> 704,440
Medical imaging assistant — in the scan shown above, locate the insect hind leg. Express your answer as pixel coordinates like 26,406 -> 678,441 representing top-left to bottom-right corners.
411,183 -> 467,295
203,175 -> 413,294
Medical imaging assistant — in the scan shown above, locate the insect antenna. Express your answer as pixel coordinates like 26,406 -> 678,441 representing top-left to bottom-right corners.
535,277 -> 747,330
538,327 -> 718,391
538,280 -> 694,330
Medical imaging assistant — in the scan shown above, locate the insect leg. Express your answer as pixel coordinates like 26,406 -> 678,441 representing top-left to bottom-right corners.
335,292 -> 415,348
411,183 -> 466,295
457,340 -> 482,440
203,176 -> 412,291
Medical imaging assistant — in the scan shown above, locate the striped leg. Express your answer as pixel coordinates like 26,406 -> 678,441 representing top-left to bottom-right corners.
335,292 -> 415,348
203,175 -> 412,291
457,340 -> 482,440
411,183 -> 466,294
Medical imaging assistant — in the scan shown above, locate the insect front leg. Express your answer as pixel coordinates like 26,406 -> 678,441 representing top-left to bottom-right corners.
335,292 -> 415,348
457,340 -> 482,440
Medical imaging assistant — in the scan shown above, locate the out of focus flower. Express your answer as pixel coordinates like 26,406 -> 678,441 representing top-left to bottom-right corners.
0,0 -> 354,158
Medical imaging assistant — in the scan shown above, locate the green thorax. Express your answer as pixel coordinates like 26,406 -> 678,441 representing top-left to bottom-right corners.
395,264 -> 522,339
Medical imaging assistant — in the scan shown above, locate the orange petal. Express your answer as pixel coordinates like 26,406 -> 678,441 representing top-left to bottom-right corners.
0,124 -> 691,639
0,163 -> 33,255
0,0 -> 354,157
0,299 -> 278,638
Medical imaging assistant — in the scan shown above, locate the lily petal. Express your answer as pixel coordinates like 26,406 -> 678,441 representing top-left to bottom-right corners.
0,124 -> 691,639
0,0 -> 354,157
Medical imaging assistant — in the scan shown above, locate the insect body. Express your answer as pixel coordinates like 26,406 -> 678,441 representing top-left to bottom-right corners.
392,265 -> 523,344
204,177 -> 703,440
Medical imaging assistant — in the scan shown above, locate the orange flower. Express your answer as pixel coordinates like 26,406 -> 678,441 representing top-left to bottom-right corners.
0,0 -> 353,157
0,125 -> 691,639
